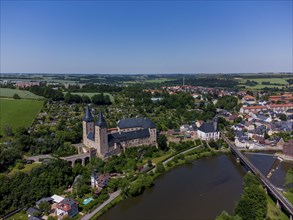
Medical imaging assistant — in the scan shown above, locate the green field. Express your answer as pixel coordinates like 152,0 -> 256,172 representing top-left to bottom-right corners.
8,163 -> 42,176
0,99 -> 43,135
64,92 -> 115,102
0,88 -> 44,99
237,77 -> 291,90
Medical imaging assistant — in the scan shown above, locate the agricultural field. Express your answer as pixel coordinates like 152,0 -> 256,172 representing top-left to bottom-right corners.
236,77 -> 291,89
0,88 -> 44,99
64,92 -> 115,102
0,99 -> 43,135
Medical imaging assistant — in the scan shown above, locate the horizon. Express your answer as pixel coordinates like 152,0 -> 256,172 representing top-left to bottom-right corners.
1,0 -> 292,74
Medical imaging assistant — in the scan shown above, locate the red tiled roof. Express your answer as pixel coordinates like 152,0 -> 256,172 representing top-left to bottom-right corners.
269,103 -> 293,108
243,106 -> 267,109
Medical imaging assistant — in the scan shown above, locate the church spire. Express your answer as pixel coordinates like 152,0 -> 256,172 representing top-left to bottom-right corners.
83,106 -> 94,122
96,111 -> 107,128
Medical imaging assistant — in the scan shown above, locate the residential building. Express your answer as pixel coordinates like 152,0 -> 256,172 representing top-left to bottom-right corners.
240,106 -> 268,114
91,172 -> 109,189
56,198 -> 78,219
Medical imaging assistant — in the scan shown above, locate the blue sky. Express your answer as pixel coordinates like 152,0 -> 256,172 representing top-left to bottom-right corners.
1,0 -> 292,74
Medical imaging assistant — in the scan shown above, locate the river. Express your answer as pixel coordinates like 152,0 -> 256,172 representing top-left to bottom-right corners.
99,152 -> 292,220
100,154 -> 246,220
244,152 -> 293,188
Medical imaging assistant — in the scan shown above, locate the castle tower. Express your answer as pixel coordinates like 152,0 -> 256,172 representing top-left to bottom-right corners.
95,111 -> 109,156
83,106 -> 95,144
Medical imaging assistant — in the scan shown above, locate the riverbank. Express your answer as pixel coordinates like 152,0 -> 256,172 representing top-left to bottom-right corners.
91,145 -> 227,219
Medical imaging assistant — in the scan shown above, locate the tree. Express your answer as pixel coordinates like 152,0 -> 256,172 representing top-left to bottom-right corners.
156,162 -> 165,173
235,173 -> 267,220
243,172 -> 261,187
285,168 -> 293,192
82,95 -> 91,103
278,113 -> 287,121
3,124 -> 13,137
38,201 -> 51,214
216,211 -> 242,220
157,134 -> 168,151
147,159 -> 153,168
13,93 -> 21,99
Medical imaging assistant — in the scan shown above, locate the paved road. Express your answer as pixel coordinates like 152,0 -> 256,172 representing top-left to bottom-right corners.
80,190 -> 121,220
222,134 -> 293,218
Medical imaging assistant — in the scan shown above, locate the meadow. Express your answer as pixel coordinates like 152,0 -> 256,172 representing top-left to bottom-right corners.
237,77 -> 291,89
0,88 -> 44,99
0,99 -> 43,135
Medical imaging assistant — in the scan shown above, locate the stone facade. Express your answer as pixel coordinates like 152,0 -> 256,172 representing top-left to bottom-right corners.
83,106 -> 157,158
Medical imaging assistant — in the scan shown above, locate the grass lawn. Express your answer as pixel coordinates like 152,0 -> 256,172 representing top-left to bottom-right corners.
283,191 -> 293,205
152,151 -> 173,164
267,196 -> 289,220
7,211 -> 27,220
0,98 -> 43,135
144,78 -> 173,83
237,77 -> 291,90
63,92 -> 115,103
0,88 -> 44,99
8,163 -> 42,176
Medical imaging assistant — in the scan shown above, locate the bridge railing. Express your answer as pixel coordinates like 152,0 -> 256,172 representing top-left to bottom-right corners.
221,134 -> 293,216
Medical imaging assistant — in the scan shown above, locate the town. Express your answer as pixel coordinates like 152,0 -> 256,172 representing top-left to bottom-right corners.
0,73 -> 292,220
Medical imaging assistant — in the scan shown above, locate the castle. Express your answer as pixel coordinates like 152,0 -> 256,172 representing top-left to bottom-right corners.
82,106 -> 157,158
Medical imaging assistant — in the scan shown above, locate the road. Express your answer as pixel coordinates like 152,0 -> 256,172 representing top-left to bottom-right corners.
80,190 -> 121,220
222,134 -> 293,218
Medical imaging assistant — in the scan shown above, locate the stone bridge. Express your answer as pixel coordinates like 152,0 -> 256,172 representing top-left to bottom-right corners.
27,154 -> 54,162
60,148 -> 96,166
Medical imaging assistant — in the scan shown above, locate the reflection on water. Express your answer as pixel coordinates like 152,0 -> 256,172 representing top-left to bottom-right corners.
100,154 -> 246,220
245,152 -> 293,188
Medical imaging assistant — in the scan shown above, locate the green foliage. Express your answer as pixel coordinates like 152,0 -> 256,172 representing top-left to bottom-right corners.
278,113 -> 287,121
127,175 -> 154,197
38,201 -> 51,214
157,134 -> 168,151
13,93 -> 21,99
64,92 -> 83,103
243,172 -> 261,187
91,93 -> 112,105
216,211 -> 242,220
0,159 -> 74,216
29,86 -> 64,101
215,95 -> 239,111
156,162 -> 165,173
3,124 -> 13,137
235,173 -> 267,220
285,168 -> 293,191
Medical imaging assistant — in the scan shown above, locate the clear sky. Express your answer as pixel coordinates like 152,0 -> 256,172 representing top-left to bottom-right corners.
1,0 -> 292,74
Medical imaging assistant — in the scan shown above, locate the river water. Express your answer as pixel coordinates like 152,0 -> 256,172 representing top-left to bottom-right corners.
100,154 -> 246,220
99,152 -> 292,220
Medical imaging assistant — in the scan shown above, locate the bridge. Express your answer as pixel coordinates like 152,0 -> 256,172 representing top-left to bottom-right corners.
222,134 -> 293,219
60,147 -> 97,166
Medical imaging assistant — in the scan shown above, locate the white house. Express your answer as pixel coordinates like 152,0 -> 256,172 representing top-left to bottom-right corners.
197,118 -> 219,140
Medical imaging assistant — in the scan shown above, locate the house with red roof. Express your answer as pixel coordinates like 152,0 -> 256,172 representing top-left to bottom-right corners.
56,198 -> 78,219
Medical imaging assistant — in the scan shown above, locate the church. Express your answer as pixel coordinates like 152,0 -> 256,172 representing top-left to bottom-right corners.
82,106 -> 157,158
196,116 -> 219,140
